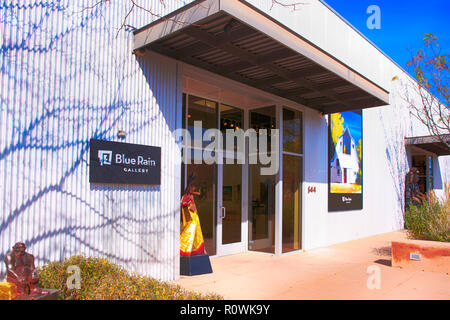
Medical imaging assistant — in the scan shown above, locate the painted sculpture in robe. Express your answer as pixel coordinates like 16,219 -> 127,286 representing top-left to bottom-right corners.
180,174 -> 206,256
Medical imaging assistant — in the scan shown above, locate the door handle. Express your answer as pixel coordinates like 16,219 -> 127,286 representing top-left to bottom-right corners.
221,206 -> 226,219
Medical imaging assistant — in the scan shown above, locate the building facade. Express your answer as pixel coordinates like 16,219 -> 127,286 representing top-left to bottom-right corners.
1,0 -> 449,281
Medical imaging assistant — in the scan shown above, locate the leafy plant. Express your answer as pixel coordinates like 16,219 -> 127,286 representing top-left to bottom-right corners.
405,183 -> 450,242
38,255 -> 222,300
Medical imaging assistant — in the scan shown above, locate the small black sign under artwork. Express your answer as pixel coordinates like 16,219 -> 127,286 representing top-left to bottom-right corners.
89,139 -> 161,185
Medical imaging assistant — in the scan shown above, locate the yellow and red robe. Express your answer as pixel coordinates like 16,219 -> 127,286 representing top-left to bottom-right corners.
180,193 -> 205,256
0,281 -> 17,300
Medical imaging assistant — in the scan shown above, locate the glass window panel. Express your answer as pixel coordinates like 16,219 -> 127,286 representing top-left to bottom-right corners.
188,95 -> 218,149
428,156 -> 434,191
186,163 -> 216,256
220,104 -> 244,245
282,155 -> 302,253
220,104 -> 244,158
248,106 -> 276,254
248,163 -> 276,253
222,163 -> 242,245
184,94 -> 218,256
250,106 -> 276,154
248,105 -> 277,254
283,108 -> 302,154
412,155 -> 427,194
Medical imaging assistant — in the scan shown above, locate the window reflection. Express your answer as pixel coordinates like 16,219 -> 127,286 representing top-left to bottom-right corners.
283,108 -> 302,154
185,95 -> 218,255
282,155 -> 302,253
248,106 -> 276,254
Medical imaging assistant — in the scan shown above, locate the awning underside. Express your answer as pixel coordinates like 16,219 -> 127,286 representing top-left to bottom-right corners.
134,9 -> 389,113
405,135 -> 450,156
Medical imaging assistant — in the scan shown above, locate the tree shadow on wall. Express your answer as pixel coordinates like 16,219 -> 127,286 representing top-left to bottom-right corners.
0,1 -> 176,277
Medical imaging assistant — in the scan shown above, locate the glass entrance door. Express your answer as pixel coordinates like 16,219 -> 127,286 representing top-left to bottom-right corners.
184,95 -> 218,256
183,94 -> 245,257
216,104 -> 245,256
248,106 -> 277,254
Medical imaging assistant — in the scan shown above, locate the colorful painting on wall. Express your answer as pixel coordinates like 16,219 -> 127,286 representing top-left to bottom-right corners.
328,110 -> 363,211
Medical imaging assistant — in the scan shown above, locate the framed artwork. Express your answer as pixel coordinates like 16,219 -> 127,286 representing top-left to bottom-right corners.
328,110 -> 363,211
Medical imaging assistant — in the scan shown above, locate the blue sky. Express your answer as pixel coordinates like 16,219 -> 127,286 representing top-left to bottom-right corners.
322,0 -> 450,75
341,111 -> 361,143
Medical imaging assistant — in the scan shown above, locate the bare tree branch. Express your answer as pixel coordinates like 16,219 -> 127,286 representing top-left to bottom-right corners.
270,0 -> 309,11
396,34 -> 450,149
82,0 -> 309,38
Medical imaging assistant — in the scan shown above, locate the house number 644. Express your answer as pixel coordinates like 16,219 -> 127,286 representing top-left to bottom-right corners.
308,186 -> 316,193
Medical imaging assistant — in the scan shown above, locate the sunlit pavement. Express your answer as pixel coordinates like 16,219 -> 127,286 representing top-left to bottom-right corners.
173,230 -> 450,300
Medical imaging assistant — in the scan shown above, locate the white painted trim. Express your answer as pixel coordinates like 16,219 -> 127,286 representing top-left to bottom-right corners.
134,0 -> 219,50
182,63 -> 308,112
216,103 -> 248,256
275,104 -> 283,256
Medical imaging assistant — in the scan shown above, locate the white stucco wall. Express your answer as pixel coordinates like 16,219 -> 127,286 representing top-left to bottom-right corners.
241,0 -> 450,250
0,0 -> 185,281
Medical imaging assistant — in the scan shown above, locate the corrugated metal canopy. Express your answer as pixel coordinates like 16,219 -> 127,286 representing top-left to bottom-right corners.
133,0 -> 389,113
405,135 -> 450,156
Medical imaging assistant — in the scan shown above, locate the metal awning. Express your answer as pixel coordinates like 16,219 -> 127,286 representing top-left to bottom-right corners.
405,134 -> 450,156
133,0 -> 389,113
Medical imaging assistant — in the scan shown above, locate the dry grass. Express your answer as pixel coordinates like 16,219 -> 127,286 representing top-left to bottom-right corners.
38,255 -> 223,300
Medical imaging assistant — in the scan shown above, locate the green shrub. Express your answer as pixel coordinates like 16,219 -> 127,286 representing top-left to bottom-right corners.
38,255 -> 222,300
405,184 -> 450,242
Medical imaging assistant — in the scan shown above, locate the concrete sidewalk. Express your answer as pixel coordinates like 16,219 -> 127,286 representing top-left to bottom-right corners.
173,231 -> 450,299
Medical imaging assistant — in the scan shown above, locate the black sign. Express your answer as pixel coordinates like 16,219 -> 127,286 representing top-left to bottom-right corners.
89,139 -> 161,185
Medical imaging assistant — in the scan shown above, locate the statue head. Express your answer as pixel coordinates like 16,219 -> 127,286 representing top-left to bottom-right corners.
185,172 -> 198,193
407,167 -> 420,184
411,167 -> 420,183
12,242 -> 26,257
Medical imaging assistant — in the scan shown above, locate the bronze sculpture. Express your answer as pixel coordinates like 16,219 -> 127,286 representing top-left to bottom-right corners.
180,173 -> 206,257
4,242 -> 49,298
405,167 -> 425,208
